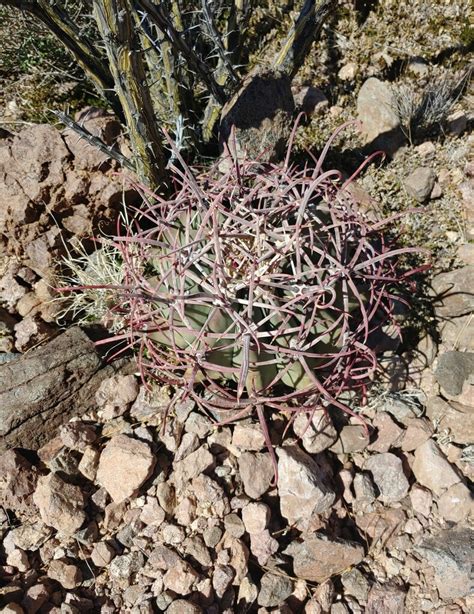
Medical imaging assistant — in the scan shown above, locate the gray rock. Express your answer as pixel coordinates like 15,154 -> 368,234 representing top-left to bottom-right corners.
238,451 -> 274,499
109,551 -> 145,584
330,424 -> 369,455
353,472 -> 377,510
341,568 -> 370,603
415,527 -> 473,600
434,351 -> 474,396
258,571 -> 293,607
293,411 -> 337,453
277,445 -> 335,528
432,266 -> 474,318
288,534 -> 364,582
364,453 -> 409,503
403,167 -> 436,202
357,78 -> 402,152
412,439 -> 461,495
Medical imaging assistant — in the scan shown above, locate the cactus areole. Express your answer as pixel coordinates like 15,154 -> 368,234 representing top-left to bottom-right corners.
64,123 -> 424,478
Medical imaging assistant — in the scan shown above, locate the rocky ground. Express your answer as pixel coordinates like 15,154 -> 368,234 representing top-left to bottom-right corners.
1,1 -> 473,613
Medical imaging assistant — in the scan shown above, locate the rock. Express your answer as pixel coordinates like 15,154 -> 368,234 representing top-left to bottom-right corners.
91,541 -> 116,567
2,604 -> 24,614
364,453 -> 409,503
416,528 -> 473,600
241,502 -> 270,534
21,583 -> 49,614
0,327 -> 128,453
368,414 -> 404,453
6,549 -> 29,572
220,534 -> 249,584
109,551 -> 145,584
437,482 -> 473,523
249,529 -> 279,565
293,411 -> 337,453
162,523 -> 186,545
163,559 -> 199,595
238,452 -> 274,499
175,432 -> 200,461
409,485 -> 432,518
173,446 -> 214,490
352,472 -> 377,511
357,78 -> 402,151
338,63 -> 358,81
96,434 -> 156,502
95,374 -> 139,419
341,568 -> 370,603
447,110 -> 468,135
59,422 -> 97,451
140,497 -> 166,526
331,424 -> 370,454
78,446 -> 100,481
191,474 -> 230,518
33,473 -> 86,534
183,535 -> 212,567
311,579 -> 334,611
219,67 -> 295,164
7,521 -> 53,551
48,559 -> 82,589
425,395 -> 474,445
289,534 -> 364,582
0,450 -> 38,515
381,395 -> 422,424
277,445 -> 335,528
63,115 -> 121,171
166,601 -> 203,614
212,564 -> 234,598
366,582 -> 406,613
434,351 -> 474,399
403,167 -> 436,202
258,572 -> 293,607
238,577 -> 259,609
412,440 -> 461,495
148,543 -> 181,571
224,513 -> 245,538
232,424 -> 265,451
292,86 -> 329,114
432,266 -> 474,318
400,418 -> 433,452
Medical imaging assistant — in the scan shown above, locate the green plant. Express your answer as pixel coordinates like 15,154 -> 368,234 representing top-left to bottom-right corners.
59,123 -> 426,478
1,0 -> 337,185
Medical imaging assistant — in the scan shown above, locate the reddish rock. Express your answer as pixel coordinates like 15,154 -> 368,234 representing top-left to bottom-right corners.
0,450 -> 38,515
48,559 -> 82,589
96,434 -> 155,503
412,440 -> 461,495
289,534 -> 364,583
33,473 -> 86,534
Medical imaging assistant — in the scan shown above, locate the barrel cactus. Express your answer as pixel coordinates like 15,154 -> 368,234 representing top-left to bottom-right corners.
60,123 -> 423,477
